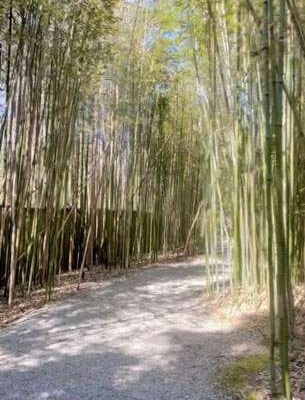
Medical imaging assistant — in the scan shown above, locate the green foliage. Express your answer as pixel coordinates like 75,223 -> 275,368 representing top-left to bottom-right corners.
245,393 -> 258,400
220,354 -> 269,395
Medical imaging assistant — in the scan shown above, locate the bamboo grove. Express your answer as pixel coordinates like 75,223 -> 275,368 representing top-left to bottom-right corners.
183,0 -> 305,398
0,0 -> 204,306
1,0 -> 305,398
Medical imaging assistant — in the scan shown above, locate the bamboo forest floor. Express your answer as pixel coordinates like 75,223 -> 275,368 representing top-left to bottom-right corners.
0,257 -> 272,400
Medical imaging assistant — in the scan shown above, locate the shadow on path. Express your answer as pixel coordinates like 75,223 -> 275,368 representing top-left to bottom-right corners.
0,258 -> 259,400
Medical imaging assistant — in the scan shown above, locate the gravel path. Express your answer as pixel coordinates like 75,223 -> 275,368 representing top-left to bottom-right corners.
0,258 -> 257,400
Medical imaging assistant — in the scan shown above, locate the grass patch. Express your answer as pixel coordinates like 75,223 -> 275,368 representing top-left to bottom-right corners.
219,353 -> 269,399
244,392 -> 259,400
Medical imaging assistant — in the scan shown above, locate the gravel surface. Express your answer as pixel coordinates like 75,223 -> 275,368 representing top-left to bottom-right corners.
0,257 -> 257,400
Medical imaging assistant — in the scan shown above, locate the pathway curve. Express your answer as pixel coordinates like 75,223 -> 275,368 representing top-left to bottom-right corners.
0,258 -> 257,400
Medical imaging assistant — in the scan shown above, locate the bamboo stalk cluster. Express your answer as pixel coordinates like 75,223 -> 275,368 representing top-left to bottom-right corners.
0,1 -> 204,306
2,0 -> 305,397
185,0 -> 305,397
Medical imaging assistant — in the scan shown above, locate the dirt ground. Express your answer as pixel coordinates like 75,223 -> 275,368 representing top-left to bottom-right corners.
1,257 -> 304,400
0,256 -> 262,400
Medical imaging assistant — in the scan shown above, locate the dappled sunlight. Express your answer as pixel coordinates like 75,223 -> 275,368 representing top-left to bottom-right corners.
230,342 -> 259,356
34,390 -> 67,400
0,0 -> 300,397
0,259 -> 258,399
